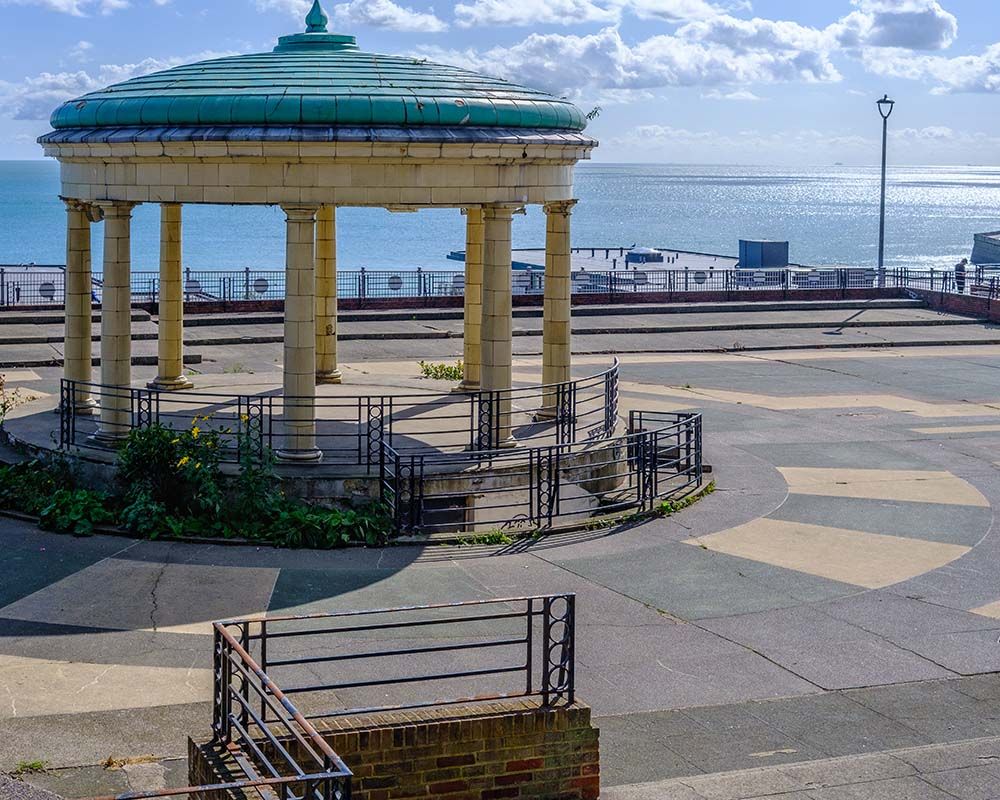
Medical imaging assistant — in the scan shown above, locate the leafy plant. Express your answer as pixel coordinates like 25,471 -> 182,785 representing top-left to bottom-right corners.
117,418 -> 225,527
418,360 -> 464,381
0,418 -> 393,549
39,489 -> 114,536
268,502 -> 391,549
14,760 -> 47,775
454,530 -> 515,546
0,460 -> 59,515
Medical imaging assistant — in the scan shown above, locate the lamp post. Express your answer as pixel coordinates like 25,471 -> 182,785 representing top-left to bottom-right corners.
876,94 -> 895,286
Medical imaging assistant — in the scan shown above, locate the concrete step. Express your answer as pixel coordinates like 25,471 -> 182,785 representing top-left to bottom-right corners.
178,298 -> 930,326
0,312 -> 149,325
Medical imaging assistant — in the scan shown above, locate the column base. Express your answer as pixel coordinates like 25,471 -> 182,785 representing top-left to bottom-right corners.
534,408 -> 558,421
316,370 -> 343,385
55,397 -> 99,416
276,448 -> 324,463
147,375 -> 194,391
451,381 -> 480,393
91,428 -> 129,444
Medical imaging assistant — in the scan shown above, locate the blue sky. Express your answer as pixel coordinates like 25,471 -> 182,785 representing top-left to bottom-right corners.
0,0 -> 997,163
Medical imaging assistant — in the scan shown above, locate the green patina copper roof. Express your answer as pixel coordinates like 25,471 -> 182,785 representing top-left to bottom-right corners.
48,0 -> 586,133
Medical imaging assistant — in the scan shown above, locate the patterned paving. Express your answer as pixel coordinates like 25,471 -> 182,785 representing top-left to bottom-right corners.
6,346 -> 1000,795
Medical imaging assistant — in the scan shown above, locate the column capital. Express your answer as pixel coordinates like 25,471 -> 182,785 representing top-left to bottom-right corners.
61,197 -> 104,222
282,204 -> 320,222
543,199 -> 578,216
482,204 -> 522,220
93,200 -> 137,218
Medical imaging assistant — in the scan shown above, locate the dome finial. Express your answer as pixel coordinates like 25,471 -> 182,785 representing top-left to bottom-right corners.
305,0 -> 328,32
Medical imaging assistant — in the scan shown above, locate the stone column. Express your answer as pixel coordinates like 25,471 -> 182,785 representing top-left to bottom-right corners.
456,207 -> 484,391
480,205 -> 516,447
279,205 -> 322,461
62,199 -> 98,413
149,203 -> 192,390
96,202 -> 136,439
315,205 -> 342,384
540,200 -> 576,418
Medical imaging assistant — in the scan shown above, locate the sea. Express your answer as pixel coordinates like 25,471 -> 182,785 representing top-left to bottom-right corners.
2,160 -> 999,272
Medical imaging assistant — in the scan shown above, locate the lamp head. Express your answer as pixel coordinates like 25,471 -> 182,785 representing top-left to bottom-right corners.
877,94 -> 895,120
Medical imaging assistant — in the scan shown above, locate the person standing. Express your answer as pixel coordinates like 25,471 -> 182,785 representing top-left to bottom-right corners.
955,258 -> 968,294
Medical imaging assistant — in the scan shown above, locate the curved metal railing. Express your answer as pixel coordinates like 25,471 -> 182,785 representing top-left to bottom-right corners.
380,410 -> 703,535
58,360 -> 620,470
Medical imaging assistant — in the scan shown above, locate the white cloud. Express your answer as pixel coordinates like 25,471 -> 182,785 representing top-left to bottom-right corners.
455,0 -> 616,27
2,50 -> 241,121
254,0 -> 309,14
69,40 -> 93,61
862,42 -> 1000,93
703,88 -> 761,100
255,0 -> 446,31
0,0 -> 128,14
832,0 -> 957,51
454,0 -> 740,27
333,0 -> 447,32
626,0 -> 739,22
612,124 -> 874,160
678,14 -> 831,53
418,25 -> 840,99
892,125 -> 954,140
603,120 -> 1000,163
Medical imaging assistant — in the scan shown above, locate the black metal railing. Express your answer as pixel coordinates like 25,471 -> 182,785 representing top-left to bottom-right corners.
381,410 -> 702,535
211,622 -> 353,800
82,595 -> 578,800
58,361 -> 619,469
218,595 -> 575,720
5,263 -> 992,307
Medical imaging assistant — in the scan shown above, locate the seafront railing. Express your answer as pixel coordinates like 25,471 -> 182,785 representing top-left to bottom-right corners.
6,264 -> 999,308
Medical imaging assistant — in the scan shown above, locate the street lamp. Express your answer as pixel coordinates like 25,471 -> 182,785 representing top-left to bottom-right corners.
876,94 -> 895,282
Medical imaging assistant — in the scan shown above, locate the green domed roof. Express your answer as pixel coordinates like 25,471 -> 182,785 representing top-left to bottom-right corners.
48,1 -> 586,133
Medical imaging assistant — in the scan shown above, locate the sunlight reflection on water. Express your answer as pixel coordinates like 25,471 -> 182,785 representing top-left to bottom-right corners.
1,161 -> 997,270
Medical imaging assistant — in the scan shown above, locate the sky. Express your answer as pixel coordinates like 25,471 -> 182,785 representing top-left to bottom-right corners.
0,0 -> 997,164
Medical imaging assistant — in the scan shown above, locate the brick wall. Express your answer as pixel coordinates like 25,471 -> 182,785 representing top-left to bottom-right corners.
906,288 -> 1000,323
189,699 -> 600,800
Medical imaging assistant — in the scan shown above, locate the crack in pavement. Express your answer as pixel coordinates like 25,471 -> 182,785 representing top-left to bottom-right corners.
147,562 -> 169,634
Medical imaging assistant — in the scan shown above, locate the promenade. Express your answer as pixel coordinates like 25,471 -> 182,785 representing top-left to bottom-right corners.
0,298 -> 998,372
5,300 -> 1000,798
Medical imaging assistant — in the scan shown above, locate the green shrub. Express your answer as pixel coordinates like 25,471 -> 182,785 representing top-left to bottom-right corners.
0,460 -> 59,516
117,418 -> 225,523
418,360 -> 464,381
0,417 -> 393,549
39,489 -> 114,536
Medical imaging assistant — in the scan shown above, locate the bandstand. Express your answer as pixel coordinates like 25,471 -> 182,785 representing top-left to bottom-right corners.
34,1 -> 704,534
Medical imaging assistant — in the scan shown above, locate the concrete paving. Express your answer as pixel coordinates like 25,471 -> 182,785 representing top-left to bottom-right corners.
8,317 -> 1000,797
604,736 -> 1000,799
0,301 -> 997,371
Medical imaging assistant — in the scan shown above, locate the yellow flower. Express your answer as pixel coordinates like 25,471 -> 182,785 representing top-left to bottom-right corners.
191,426 -> 200,439
240,414 -> 249,423
194,462 -> 201,470
177,455 -> 190,467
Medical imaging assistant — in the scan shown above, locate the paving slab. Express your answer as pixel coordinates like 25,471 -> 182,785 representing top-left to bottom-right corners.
604,737 -> 1000,799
